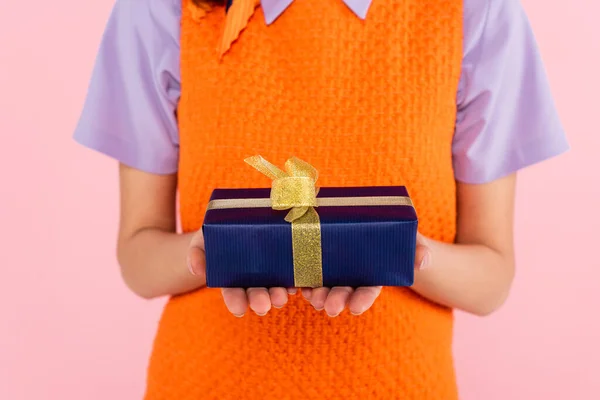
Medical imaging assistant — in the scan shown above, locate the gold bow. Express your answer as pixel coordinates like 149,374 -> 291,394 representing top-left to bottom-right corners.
245,155 -> 323,287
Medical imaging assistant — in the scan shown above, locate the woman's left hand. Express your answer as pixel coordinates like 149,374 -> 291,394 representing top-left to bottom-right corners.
302,233 -> 431,316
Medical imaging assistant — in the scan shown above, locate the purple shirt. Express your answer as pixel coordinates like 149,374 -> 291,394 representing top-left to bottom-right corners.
73,0 -> 569,183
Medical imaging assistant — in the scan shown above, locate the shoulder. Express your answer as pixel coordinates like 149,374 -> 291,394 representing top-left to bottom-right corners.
463,0 -> 528,48
453,0 -> 569,184
125,0 -> 182,17
462,0 -> 526,53
72,0 -> 183,175
110,0 -> 181,35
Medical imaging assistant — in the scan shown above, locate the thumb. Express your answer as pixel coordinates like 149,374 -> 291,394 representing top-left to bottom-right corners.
414,232 -> 431,270
187,230 -> 206,276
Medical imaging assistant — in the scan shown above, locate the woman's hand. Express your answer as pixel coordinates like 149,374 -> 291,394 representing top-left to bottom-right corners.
187,229 -> 297,317
188,230 -> 431,318
302,233 -> 431,316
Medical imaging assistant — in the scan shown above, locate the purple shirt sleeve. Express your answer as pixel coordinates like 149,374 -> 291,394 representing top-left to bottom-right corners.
73,0 -> 181,175
73,0 -> 569,181
453,0 -> 570,184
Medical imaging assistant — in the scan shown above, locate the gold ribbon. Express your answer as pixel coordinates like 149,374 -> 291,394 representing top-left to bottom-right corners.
243,155 -> 323,287
207,196 -> 414,210
208,156 -> 415,288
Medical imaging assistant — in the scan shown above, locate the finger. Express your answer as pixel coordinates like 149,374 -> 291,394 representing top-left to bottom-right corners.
189,229 -> 205,250
414,244 -> 431,270
187,246 -> 206,277
287,288 -> 298,295
247,288 -> 271,316
415,233 -> 431,270
187,232 -> 206,276
348,286 -> 383,315
221,288 -> 248,317
324,287 -> 353,317
269,287 -> 289,308
302,288 -> 313,301
310,287 -> 330,311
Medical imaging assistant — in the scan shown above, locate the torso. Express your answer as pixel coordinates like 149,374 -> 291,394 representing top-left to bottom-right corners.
145,1 -> 463,398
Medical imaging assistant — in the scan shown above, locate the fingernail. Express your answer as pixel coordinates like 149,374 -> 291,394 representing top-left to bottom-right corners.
255,311 -> 268,316
327,311 -> 340,317
350,311 -> 362,316
288,288 -> 298,295
419,251 -> 430,270
273,305 -> 283,309
350,305 -> 366,316
187,256 -> 196,275
314,306 -> 324,311
233,313 -> 245,318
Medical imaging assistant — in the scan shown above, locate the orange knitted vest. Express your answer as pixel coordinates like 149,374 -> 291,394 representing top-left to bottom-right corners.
145,1 -> 463,399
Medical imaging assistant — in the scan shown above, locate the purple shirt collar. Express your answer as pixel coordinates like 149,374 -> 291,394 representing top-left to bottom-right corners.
261,0 -> 373,25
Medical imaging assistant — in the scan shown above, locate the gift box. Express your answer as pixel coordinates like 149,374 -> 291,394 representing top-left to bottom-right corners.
202,156 -> 418,288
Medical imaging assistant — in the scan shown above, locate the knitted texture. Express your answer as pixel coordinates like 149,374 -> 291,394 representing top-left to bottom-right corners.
145,1 -> 463,399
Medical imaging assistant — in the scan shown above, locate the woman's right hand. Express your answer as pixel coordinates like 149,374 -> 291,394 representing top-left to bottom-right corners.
187,230 -> 296,317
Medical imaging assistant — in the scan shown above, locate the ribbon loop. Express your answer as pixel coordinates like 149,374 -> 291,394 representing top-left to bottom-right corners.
284,156 -> 319,180
245,155 -> 288,180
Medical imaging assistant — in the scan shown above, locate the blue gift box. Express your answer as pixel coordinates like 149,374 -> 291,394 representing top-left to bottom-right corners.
202,186 -> 418,288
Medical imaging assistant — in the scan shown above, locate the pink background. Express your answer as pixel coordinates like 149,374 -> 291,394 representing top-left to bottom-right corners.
1,1 -> 598,399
